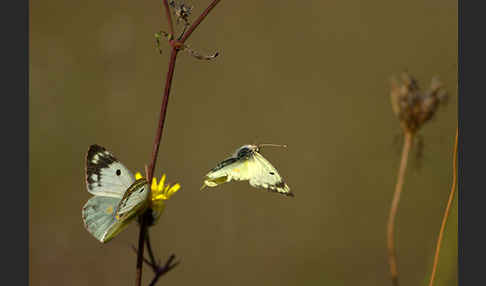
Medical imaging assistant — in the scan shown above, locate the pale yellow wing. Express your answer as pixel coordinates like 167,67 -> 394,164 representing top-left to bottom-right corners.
202,151 -> 293,197
248,152 -> 292,196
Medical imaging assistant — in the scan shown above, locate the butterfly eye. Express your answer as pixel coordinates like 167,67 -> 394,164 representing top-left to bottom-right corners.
269,172 -> 275,175
116,169 -> 121,176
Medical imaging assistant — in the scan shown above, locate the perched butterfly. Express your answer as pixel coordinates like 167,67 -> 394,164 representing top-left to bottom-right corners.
82,145 -> 150,243
201,144 -> 293,197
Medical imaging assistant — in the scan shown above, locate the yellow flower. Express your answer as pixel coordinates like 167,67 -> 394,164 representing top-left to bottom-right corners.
135,172 -> 181,225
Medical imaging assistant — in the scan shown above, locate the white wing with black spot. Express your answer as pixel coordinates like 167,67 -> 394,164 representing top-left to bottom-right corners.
85,144 -> 136,198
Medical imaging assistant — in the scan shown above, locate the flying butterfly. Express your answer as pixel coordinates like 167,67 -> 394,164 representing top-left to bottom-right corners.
82,144 -> 150,243
201,144 -> 293,197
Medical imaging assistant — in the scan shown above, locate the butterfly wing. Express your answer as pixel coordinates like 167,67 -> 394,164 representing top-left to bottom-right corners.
202,156 -> 254,188
249,152 -> 293,197
86,144 -> 136,198
82,196 -> 130,243
203,149 -> 293,197
115,179 -> 150,222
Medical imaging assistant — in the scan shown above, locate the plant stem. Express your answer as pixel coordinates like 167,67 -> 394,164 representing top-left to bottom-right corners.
136,47 -> 178,286
148,255 -> 180,286
180,0 -> 221,43
135,1 -> 222,284
146,229 -> 159,269
147,48 -> 179,183
136,211 -> 151,286
427,128 -> 458,286
387,131 -> 414,286
162,0 -> 175,36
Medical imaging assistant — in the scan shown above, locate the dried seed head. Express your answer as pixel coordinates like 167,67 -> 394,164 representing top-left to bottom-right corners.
390,72 -> 447,134
169,0 -> 193,25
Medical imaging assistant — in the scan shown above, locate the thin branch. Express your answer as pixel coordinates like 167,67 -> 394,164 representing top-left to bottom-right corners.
387,131 -> 414,286
146,48 -> 179,183
135,212 -> 149,286
162,0 -> 175,36
427,128 -> 458,286
146,230 -> 160,269
135,1 -> 222,285
178,22 -> 189,41
131,245 -> 158,269
148,255 -> 181,286
136,47 -> 178,286
132,244 -> 180,278
180,0 -> 221,43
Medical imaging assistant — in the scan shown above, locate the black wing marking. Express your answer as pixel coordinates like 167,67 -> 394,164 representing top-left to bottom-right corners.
210,157 -> 239,172
86,144 -> 118,186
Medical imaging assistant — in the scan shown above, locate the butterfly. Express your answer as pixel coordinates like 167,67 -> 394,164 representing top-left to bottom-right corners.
201,144 -> 293,197
82,144 -> 150,243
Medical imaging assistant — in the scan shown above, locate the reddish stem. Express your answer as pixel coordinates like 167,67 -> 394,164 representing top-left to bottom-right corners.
180,0 -> 221,43
136,48 -> 178,286
135,1 -> 222,285
135,212 -> 150,285
162,0 -> 175,36
147,48 -> 179,183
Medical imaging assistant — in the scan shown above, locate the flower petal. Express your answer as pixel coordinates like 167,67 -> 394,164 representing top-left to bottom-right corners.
154,193 -> 168,201
168,184 -> 181,196
151,177 -> 158,191
158,174 -> 166,192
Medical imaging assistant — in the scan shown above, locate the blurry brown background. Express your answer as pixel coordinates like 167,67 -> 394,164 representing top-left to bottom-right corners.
30,0 -> 457,285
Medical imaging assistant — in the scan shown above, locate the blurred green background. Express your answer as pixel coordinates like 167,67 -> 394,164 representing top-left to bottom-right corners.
30,0 -> 457,285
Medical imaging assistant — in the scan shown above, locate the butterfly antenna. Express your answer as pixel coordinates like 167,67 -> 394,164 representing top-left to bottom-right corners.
258,143 -> 288,149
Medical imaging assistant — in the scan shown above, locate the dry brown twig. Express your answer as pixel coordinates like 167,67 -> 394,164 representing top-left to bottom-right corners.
387,72 -> 447,286
387,130 -> 414,286
135,1 -> 222,285
427,128 -> 458,286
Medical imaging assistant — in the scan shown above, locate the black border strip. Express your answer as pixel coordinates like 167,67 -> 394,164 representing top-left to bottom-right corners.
1,0 -> 29,285
459,0 -> 485,285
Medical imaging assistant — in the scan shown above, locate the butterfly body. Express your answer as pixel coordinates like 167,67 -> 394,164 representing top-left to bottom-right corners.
82,145 -> 150,243
202,144 -> 293,197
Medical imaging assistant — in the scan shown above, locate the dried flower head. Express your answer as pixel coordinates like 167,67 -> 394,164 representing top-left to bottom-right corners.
169,0 -> 193,25
390,72 -> 447,134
